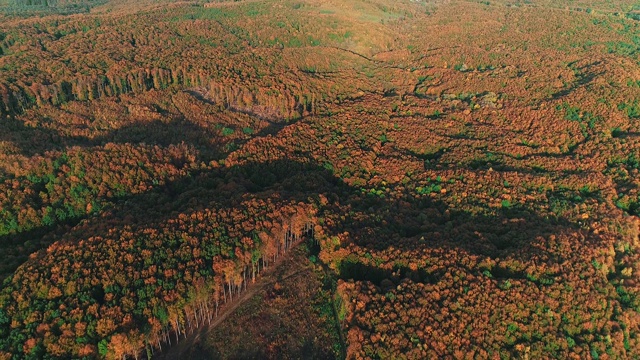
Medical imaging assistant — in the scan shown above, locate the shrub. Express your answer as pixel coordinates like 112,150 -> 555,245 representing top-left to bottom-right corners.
611,127 -> 624,137
618,101 -> 640,119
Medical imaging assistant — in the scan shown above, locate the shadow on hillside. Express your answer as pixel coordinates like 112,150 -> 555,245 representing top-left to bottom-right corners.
0,108 -> 315,284
0,146 -> 584,283
0,116 -> 227,158
551,63 -> 604,100
27,155 -> 583,273
0,93 -> 303,159
0,219 -> 83,283
0,77 -> 594,294
0,125 -> 594,359
0,116 -> 82,155
0,88 -> 591,279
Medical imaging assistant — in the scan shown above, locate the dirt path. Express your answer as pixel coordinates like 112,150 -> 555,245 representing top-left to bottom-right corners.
153,253 -> 308,360
154,283 -> 262,360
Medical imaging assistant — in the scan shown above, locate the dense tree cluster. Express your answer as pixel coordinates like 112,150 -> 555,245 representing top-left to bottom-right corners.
0,143 -> 197,237
331,215 -> 640,358
1,0 -> 640,358
0,1 -> 382,120
0,183 -> 317,359
0,0 -> 104,14
220,92 -> 640,358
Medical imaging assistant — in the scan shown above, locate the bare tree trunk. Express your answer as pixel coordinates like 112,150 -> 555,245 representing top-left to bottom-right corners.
243,267 -> 247,290
206,301 -> 212,325
252,262 -> 256,283
174,318 -> 180,345
197,303 -> 202,327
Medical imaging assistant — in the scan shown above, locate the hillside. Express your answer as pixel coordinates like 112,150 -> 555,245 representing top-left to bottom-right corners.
1,0 -> 640,359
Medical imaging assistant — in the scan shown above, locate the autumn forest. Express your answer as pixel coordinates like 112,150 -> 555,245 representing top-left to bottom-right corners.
1,0 -> 640,358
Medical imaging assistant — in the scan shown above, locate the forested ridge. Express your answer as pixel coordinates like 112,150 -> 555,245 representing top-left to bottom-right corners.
1,0 -> 640,358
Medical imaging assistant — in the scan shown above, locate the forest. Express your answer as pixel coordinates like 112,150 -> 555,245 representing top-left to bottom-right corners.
1,0 -> 640,358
